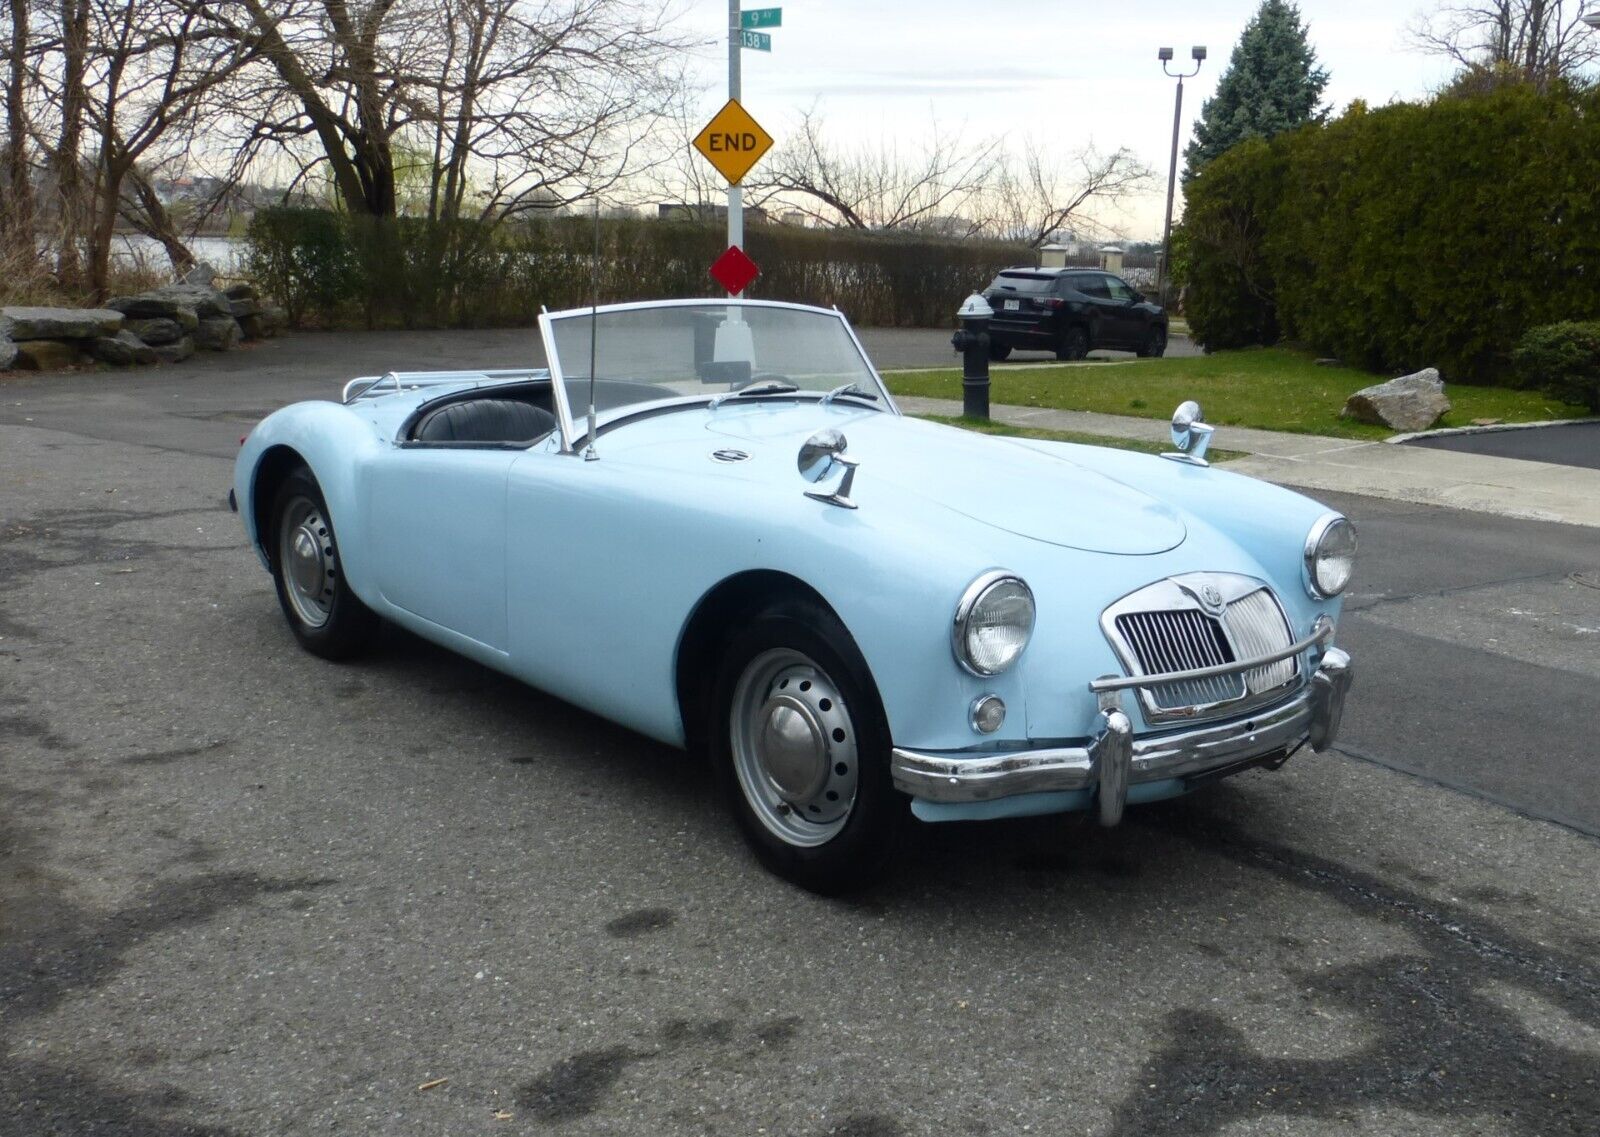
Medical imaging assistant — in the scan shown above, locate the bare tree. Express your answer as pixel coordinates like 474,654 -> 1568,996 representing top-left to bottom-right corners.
977,139 -> 1153,248
747,108 -> 1003,231
1,0 -> 37,250
1410,0 -> 1600,85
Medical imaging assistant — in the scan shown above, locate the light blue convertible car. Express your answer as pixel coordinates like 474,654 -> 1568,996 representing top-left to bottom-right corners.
232,298 -> 1354,892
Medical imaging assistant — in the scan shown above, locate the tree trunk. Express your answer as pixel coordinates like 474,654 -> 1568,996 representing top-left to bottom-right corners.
2,0 -> 34,249
122,165 -> 196,277
52,0 -> 91,291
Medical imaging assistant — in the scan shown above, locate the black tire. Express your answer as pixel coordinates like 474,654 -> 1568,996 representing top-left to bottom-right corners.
711,600 -> 905,894
1137,326 -> 1168,359
988,338 -> 1012,362
269,466 -> 378,660
1055,325 -> 1089,361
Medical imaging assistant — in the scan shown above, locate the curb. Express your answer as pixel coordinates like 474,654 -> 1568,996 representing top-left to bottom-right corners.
1386,418 -> 1598,444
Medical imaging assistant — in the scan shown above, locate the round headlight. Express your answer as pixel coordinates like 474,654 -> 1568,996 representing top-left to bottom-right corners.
1305,514 -> 1357,598
953,573 -> 1035,676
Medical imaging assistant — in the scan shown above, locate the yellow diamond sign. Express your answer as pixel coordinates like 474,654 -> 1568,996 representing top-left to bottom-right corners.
693,99 -> 773,186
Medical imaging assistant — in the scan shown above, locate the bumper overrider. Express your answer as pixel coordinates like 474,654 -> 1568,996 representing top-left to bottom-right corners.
891,635 -> 1353,826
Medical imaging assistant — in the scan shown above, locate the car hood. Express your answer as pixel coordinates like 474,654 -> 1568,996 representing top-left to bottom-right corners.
699,404 -> 1186,555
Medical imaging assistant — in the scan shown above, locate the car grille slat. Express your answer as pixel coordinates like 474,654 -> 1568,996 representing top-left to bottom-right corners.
1224,589 -> 1298,694
1115,610 -> 1243,710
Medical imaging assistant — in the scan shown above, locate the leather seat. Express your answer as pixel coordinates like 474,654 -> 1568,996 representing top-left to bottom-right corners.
414,399 -> 556,444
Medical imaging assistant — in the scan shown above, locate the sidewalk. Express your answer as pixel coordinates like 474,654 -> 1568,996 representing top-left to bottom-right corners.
894,395 -> 1600,529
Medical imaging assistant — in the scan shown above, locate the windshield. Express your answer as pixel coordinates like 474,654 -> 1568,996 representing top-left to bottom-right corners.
542,302 -> 886,428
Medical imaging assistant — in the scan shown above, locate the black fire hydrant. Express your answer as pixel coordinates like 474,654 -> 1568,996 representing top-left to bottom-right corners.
950,292 -> 994,420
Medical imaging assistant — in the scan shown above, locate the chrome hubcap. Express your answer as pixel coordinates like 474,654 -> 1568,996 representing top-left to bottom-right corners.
730,648 -> 860,847
278,496 -> 336,629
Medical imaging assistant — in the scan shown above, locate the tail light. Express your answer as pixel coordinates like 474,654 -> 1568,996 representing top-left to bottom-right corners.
1035,296 -> 1065,310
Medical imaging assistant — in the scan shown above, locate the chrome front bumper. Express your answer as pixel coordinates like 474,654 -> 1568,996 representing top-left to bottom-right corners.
891,648 -> 1352,825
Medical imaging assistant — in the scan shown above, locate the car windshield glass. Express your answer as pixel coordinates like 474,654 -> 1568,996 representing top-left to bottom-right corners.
989,273 -> 1056,293
544,303 -> 884,421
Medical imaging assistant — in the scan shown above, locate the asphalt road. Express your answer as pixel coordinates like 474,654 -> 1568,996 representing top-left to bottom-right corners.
1403,420 -> 1600,470
2,334 -> 1598,1137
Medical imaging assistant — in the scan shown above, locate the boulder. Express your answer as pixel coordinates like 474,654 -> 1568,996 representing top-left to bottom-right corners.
146,283 -> 231,319
228,296 -> 261,320
0,305 -> 124,340
150,335 -> 195,364
181,263 -> 218,288
194,316 -> 242,352
108,294 -> 201,329
223,282 -> 257,301
1341,368 -> 1451,432
125,316 -> 183,345
91,330 -> 158,366
0,336 -> 16,370
15,339 -> 86,370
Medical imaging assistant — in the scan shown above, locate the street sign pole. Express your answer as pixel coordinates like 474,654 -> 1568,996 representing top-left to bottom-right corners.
727,1 -> 743,296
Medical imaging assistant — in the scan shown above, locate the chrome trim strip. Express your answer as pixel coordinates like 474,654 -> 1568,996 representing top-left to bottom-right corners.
892,677 -> 1336,806
1088,623 -> 1329,693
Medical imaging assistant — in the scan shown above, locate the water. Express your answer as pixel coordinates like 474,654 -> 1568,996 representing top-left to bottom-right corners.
110,234 -> 245,273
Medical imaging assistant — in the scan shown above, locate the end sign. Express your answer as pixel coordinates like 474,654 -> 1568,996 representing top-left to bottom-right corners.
692,99 -> 773,186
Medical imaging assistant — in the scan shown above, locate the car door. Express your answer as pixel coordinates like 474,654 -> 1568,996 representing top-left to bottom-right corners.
366,446 -> 519,652
1068,273 -> 1117,348
1102,275 -> 1147,347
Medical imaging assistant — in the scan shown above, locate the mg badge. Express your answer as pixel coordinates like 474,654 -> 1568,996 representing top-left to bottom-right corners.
711,449 -> 750,463
1200,584 -> 1225,615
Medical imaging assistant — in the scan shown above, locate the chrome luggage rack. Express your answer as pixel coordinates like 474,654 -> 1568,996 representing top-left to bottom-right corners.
342,367 -> 552,404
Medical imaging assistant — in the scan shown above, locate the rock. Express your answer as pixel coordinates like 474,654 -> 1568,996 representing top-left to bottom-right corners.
194,316 -> 241,351
262,305 -> 286,333
150,335 -> 195,364
1315,358 -> 1343,367
15,339 -> 86,370
1471,417 -> 1502,426
182,263 -> 218,288
91,330 -> 158,365
223,282 -> 257,301
237,314 -> 265,340
228,297 -> 261,320
108,295 -> 201,329
0,305 -> 124,340
0,336 -> 16,370
125,316 -> 183,345
146,283 -> 231,319
1341,367 -> 1451,432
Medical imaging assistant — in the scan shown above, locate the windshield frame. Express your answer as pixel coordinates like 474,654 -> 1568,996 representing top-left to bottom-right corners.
536,298 -> 899,454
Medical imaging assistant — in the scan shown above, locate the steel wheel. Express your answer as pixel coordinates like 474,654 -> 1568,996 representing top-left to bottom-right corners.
728,648 -> 860,847
1057,325 -> 1089,361
277,495 -> 337,629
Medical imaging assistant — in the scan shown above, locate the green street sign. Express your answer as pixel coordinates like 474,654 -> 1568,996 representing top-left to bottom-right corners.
740,30 -> 771,51
741,8 -> 781,29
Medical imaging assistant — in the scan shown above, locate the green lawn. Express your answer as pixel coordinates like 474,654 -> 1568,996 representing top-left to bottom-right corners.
887,346 -> 1593,440
920,414 -> 1246,463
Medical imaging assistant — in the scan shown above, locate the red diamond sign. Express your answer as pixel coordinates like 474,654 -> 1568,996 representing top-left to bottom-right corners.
709,245 -> 760,295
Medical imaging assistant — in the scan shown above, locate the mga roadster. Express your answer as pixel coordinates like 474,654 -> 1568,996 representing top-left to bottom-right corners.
232,298 -> 1354,892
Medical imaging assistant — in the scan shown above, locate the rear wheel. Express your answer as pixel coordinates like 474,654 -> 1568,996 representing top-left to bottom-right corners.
1055,325 -> 1089,361
270,467 -> 377,660
1137,326 -> 1168,358
713,601 -> 903,894
988,338 -> 1012,362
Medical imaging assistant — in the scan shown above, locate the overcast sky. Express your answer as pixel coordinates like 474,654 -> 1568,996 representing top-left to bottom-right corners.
678,1 -> 1467,238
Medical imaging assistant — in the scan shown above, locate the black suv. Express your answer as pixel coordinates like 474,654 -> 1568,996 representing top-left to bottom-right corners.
980,267 -> 1168,361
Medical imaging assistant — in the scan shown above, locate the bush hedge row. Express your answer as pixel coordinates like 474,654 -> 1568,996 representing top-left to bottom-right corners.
1183,84 -> 1600,383
244,208 -> 1032,330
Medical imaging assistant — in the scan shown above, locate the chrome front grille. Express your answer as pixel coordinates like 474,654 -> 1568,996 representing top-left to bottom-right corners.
1102,575 -> 1301,723
1114,610 -> 1243,710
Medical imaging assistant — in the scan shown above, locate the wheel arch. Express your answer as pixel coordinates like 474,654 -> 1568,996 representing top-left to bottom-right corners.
675,570 -> 858,758
250,444 -> 310,565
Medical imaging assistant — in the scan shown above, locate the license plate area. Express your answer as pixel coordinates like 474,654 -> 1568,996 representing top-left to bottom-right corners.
1003,299 -> 1019,311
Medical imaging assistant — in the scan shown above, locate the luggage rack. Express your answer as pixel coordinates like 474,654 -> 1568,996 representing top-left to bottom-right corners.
342,367 -> 552,404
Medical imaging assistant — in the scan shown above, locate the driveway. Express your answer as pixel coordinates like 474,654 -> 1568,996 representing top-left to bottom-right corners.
1402,420 -> 1600,470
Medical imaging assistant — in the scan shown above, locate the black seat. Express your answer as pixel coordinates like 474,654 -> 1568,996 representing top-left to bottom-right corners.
414,398 -> 556,444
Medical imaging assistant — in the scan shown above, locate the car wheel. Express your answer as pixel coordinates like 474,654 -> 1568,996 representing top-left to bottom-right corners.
270,467 -> 377,660
1137,326 -> 1167,358
713,601 -> 904,894
988,338 -> 1012,362
1055,325 -> 1089,361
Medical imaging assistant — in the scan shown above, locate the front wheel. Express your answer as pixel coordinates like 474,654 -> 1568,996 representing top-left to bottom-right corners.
270,467 -> 377,660
988,338 -> 1012,362
1055,325 -> 1089,361
1137,326 -> 1168,358
713,602 -> 904,894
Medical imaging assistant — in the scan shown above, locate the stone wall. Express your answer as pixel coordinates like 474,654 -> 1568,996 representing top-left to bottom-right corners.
0,266 -> 285,373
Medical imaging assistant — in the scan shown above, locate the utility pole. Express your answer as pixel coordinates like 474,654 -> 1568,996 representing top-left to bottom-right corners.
1157,45 -> 1205,308
727,0 -> 743,287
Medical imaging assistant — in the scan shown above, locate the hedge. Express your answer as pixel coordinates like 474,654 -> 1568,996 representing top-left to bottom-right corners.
1184,84 -> 1600,383
244,208 -> 1032,330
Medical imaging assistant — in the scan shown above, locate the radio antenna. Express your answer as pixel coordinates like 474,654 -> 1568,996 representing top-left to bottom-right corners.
585,196 -> 600,460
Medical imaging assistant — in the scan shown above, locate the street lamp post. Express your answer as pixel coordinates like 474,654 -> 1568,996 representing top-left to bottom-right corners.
1157,45 -> 1206,308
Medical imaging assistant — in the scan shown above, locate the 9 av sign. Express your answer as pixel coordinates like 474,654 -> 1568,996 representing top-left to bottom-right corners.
692,99 -> 774,186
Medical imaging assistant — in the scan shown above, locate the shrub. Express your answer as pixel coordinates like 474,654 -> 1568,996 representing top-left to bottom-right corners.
1511,321 -> 1600,412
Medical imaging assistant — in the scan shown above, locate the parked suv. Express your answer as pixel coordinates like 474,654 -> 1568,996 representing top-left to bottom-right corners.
980,267 -> 1168,361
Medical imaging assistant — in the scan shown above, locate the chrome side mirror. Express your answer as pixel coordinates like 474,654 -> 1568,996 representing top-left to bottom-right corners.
1165,400 -> 1215,466
797,429 -> 860,509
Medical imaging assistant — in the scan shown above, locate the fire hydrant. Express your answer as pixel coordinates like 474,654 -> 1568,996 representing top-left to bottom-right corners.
950,292 -> 994,420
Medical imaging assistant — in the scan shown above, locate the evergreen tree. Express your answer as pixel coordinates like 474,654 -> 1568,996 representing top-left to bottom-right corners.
1183,0 -> 1328,184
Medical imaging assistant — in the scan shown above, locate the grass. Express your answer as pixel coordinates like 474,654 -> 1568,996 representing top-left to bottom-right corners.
887,345 -> 1593,440
920,414 -> 1247,463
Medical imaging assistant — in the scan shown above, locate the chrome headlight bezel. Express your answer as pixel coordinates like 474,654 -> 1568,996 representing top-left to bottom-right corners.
952,571 -> 1036,677
1303,513 -> 1357,599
